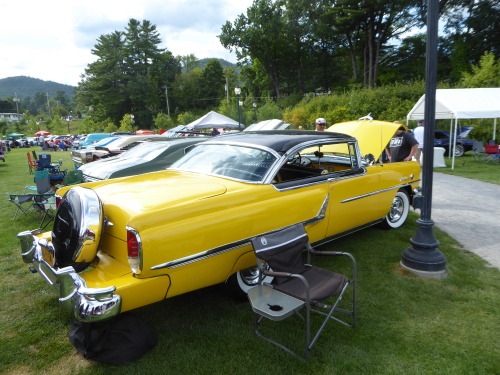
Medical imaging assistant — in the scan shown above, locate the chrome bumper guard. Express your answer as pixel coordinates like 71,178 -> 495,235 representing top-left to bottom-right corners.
18,230 -> 121,322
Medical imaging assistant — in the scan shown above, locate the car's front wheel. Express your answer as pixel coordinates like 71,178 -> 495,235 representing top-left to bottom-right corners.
379,190 -> 410,229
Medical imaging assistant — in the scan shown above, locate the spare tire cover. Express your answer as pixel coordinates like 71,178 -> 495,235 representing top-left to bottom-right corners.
52,186 -> 103,270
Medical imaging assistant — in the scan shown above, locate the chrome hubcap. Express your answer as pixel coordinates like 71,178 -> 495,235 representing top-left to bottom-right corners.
390,196 -> 404,222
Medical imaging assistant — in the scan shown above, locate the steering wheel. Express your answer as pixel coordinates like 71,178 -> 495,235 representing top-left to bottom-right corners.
289,153 -> 312,167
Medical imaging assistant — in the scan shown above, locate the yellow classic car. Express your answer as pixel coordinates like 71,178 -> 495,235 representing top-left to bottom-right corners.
19,119 -> 420,322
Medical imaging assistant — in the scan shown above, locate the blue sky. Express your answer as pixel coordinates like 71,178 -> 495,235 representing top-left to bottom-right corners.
0,0 -> 253,86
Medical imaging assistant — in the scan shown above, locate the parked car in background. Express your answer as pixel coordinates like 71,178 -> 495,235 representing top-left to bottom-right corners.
71,135 -> 160,167
19,119 -> 420,322
71,136 -> 121,167
434,126 -> 474,157
80,133 -> 111,148
79,138 -> 207,182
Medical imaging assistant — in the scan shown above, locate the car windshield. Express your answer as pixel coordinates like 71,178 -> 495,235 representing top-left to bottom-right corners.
171,144 -> 277,182
120,142 -> 171,160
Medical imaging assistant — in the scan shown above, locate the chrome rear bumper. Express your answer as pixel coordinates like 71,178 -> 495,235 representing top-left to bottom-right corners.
18,229 -> 121,322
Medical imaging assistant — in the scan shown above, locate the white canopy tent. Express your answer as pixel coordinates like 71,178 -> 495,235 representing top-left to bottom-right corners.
244,119 -> 291,131
187,111 -> 242,129
407,88 -> 500,169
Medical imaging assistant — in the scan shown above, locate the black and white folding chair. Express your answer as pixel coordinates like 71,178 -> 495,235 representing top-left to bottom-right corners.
247,224 -> 356,360
6,169 -> 56,228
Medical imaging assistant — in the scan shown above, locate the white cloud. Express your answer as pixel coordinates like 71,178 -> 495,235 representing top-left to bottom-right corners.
0,0 -> 252,87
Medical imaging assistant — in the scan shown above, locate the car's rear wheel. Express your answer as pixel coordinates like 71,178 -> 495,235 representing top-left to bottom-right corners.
52,186 -> 103,272
454,144 -> 465,157
225,266 -> 273,301
379,190 -> 410,229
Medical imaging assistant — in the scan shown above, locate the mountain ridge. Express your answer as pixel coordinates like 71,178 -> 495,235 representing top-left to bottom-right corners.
0,58 -> 237,100
0,76 -> 75,100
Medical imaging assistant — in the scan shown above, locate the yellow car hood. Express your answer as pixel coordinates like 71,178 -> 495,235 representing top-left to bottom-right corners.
327,119 -> 404,160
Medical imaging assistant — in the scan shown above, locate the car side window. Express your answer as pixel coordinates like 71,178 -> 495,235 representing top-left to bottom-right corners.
273,141 -> 362,186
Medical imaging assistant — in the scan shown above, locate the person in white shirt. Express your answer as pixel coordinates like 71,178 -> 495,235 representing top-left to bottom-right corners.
413,120 -> 424,164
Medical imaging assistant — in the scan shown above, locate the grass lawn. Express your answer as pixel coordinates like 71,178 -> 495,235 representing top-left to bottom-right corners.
436,152 -> 500,185
0,147 -> 499,375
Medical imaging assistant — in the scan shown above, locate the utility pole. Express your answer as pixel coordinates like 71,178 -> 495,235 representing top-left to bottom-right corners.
46,91 -> 52,118
13,90 -> 19,115
164,86 -> 170,117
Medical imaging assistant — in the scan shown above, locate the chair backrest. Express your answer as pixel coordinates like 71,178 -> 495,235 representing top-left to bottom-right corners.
32,150 -> 38,160
484,145 -> 499,155
251,224 -> 309,274
34,170 -> 51,194
63,169 -> 84,186
27,152 -> 37,167
37,153 -> 52,169
472,141 -> 484,153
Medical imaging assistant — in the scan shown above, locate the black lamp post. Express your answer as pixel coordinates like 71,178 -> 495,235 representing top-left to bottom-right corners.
234,87 -> 242,131
67,118 -> 70,134
401,0 -> 447,279
130,114 -> 135,132
253,102 -> 257,122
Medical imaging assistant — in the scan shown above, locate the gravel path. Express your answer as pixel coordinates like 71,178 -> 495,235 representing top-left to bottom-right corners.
427,172 -> 500,270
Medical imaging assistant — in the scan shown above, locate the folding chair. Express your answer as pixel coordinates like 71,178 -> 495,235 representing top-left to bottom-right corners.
27,152 -> 38,174
56,169 -> 83,188
471,141 -> 485,160
37,153 -> 62,171
6,193 -> 39,221
6,170 -> 56,228
247,224 -> 356,360
484,144 -> 500,163
37,153 -> 67,183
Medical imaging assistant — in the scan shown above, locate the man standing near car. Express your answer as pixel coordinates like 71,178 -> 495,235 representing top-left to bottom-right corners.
385,127 -> 419,162
413,120 -> 424,164
315,118 -> 327,131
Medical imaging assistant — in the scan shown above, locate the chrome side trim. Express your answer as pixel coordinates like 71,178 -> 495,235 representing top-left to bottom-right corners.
18,230 -> 121,322
272,168 -> 367,192
150,196 -> 330,271
340,182 -> 417,203
151,240 -> 250,270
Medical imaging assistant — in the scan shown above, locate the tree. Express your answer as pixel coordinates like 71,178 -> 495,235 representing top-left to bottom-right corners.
76,19 -> 179,127
220,0 -> 289,97
180,54 -> 200,73
171,69 -> 204,112
460,51 -> 500,88
200,59 -> 225,108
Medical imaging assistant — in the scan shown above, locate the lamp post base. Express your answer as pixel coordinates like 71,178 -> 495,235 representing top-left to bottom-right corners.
401,218 -> 448,279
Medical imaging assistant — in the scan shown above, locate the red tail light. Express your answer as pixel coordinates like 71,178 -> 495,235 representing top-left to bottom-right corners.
126,227 -> 142,274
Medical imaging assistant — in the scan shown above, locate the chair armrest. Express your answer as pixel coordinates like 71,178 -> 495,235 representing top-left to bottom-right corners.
308,246 -> 357,286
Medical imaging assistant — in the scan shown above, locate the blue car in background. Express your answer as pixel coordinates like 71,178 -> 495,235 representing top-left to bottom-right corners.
434,126 -> 474,157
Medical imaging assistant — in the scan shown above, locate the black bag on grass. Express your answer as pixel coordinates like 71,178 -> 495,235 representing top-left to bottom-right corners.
68,312 -> 156,365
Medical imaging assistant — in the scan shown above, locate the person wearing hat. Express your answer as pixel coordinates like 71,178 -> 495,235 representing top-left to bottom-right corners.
413,120 -> 425,164
315,118 -> 327,131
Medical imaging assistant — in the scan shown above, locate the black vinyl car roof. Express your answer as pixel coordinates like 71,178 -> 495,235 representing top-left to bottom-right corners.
204,130 -> 356,154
